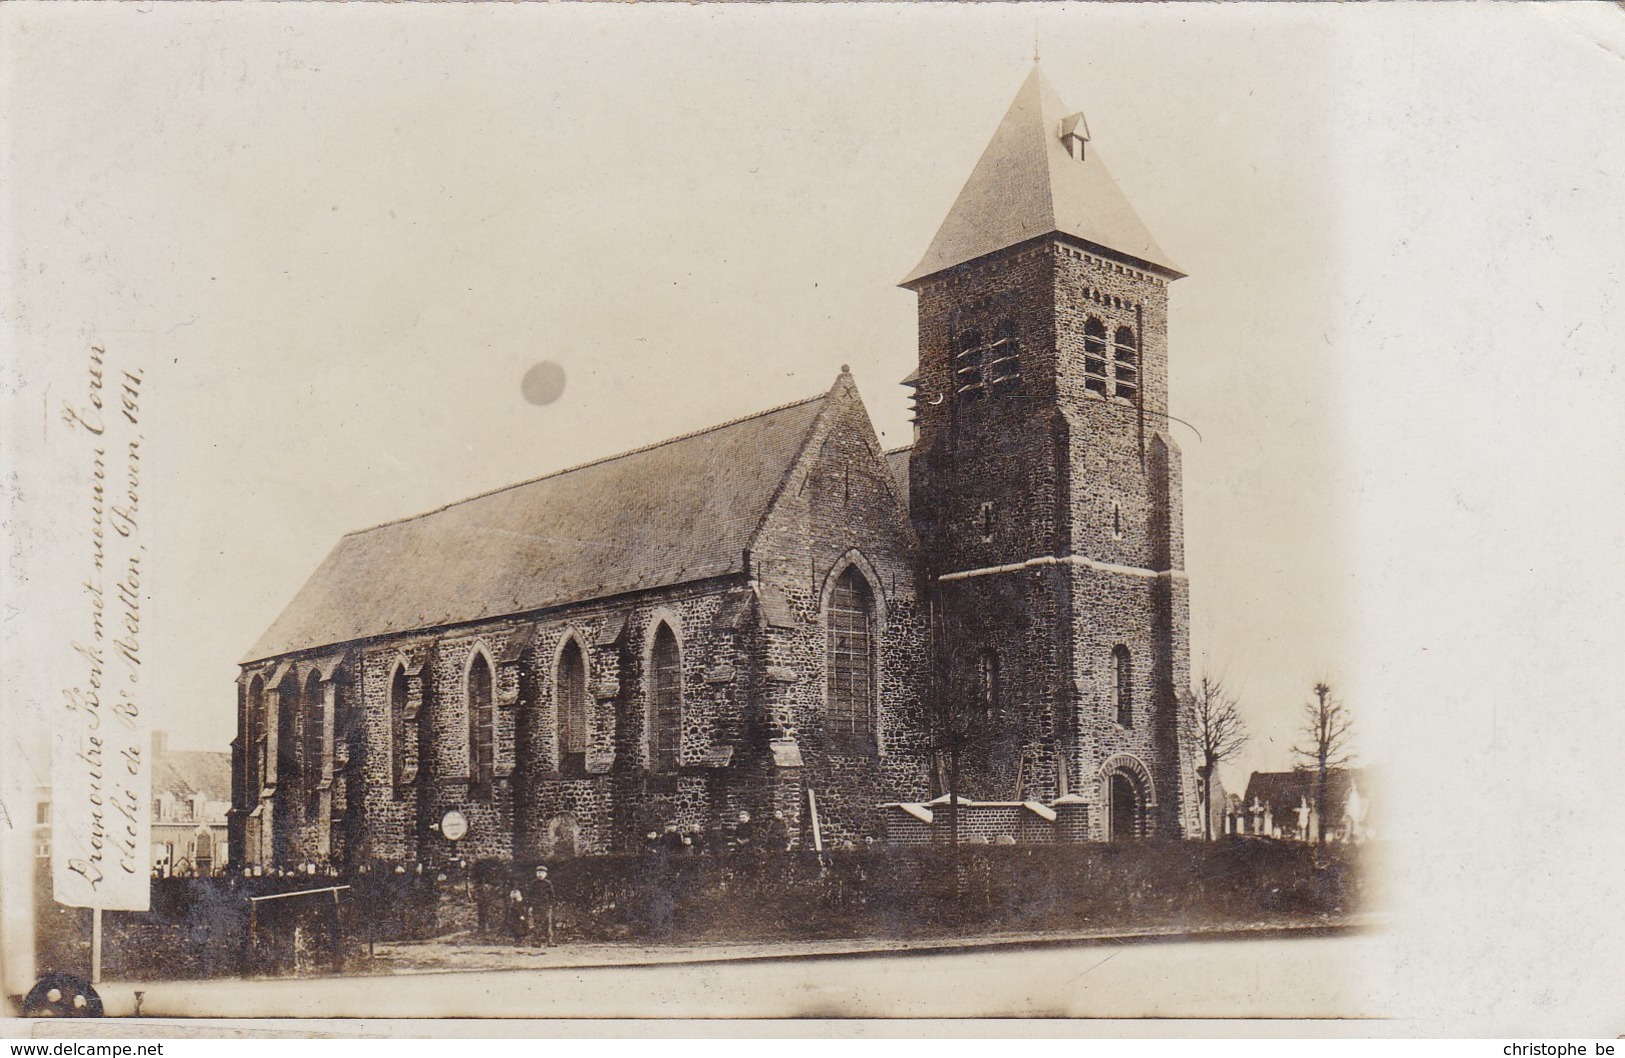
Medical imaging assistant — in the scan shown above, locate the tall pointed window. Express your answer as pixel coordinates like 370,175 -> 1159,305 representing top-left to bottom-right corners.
246,676 -> 265,793
276,677 -> 299,786
650,623 -> 682,773
1114,326 -> 1139,400
467,652 -> 494,791
390,667 -> 410,789
303,670 -> 324,802
1112,645 -> 1134,727
827,567 -> 877,751
558,639 -> 589,775
1084,318 -> 1109,395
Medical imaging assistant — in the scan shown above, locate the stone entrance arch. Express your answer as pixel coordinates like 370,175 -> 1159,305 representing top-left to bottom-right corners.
1099,754 -> 1155,841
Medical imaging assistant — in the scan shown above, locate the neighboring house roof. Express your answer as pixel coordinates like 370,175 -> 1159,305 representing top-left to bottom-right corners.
1243,769 -> 1372,821
155,749 -> 231,804
884,446 -> 912,510
246,379 -> 855,663
901,65 -> 1182,286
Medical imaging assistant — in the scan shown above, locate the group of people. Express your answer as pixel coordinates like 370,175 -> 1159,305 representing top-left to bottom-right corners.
505,865 -> 556,946
640,810 -> 793,857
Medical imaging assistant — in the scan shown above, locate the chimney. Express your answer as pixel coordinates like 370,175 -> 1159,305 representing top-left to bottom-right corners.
152,730 -> 168,757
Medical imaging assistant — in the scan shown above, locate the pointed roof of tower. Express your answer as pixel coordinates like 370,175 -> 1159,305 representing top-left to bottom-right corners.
902,66 -> 1182,286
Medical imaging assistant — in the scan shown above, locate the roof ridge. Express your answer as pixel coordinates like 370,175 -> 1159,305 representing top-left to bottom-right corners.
348,390 -> 830,537
884,443 -> 913,455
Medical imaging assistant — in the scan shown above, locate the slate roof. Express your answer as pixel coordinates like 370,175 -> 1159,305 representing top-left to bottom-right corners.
155,749 -> 232,803
245,389 -> 835,663
902,65 -> 1182,286
1242,769 -> 1371,820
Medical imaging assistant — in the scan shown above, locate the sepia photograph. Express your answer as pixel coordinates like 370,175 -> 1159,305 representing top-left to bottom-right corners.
2,0 -> 1623,1037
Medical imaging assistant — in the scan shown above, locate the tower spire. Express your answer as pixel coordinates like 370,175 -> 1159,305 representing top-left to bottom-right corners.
901,66 -> 1182,287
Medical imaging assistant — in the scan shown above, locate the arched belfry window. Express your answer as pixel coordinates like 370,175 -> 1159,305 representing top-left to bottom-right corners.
1084,318 -> 1109,395
954,328 -> 984,403
827,566 -> 877,751
1112,645 -> 1134,727
389,667 -> 410,789
467,652 -> 494,791
954,322 -> 1022,403
1114,326 -> 1139,400
988,319 -> 1022,396
650,622 -> 682,773
557,639 -> 589,774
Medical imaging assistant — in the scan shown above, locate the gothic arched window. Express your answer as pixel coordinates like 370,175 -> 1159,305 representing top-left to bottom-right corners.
827,566 -> 877,752
1084,318 -> 1109,395
557,639 -> 589,775
303,670 -> 324,801
650,622 -> 682,773
467,652 -> 494,791
276,676 -> 300,786
1113,645 -> 1134,727
1114,326 -> 1139,401
246,676 -> 265,793
390,666 -> 410,789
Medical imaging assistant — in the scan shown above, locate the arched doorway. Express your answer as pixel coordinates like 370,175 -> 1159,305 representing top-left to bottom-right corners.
1108,769 -> 1147,841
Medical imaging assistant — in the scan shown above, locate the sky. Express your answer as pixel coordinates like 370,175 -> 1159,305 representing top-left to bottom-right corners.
6,0 -> 1625,1030
2,3 -> 1364,793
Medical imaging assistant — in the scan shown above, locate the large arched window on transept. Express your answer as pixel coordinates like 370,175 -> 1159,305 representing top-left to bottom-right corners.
650,622 -> 682,773
390,667 -> 410,789
827,566 -> 878,752
1112,645 -> 1134,728
1114,326 -> 1139,401
1083,318 -> 1110,395
467,652 -> 495,792
557,639 -> 589,776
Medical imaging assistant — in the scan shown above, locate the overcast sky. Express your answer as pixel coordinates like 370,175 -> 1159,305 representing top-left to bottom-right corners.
5,2 -> 1623,801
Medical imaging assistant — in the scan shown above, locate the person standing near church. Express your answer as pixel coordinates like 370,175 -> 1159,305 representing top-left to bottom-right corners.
528,864 -> 557,947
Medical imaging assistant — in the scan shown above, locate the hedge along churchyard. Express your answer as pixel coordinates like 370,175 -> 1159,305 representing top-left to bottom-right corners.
34,840 -> 1369,980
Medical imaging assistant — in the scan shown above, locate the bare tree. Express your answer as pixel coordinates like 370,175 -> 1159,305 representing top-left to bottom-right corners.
1184,675 -> 1250,841
1293,681 -> 1354,848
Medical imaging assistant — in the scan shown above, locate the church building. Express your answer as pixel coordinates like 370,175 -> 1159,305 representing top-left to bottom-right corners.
229,66 -> 1201,869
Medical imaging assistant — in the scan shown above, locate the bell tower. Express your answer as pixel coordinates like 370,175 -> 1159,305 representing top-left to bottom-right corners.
903,66 -> 1196,837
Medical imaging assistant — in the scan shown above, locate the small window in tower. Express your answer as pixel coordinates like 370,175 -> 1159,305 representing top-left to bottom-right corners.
987,319 -> 1023,396
1114,327 -> 1139,400
1112,645 -> 1134,727
1084,318 -> 1109,395
978,501 -> 996,542
976,649 -> 1001,718
1113,502 -> 1124,540
955,328 -> 984,403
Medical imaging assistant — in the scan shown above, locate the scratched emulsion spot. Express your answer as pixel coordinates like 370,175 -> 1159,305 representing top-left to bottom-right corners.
521,360 -> 567,406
